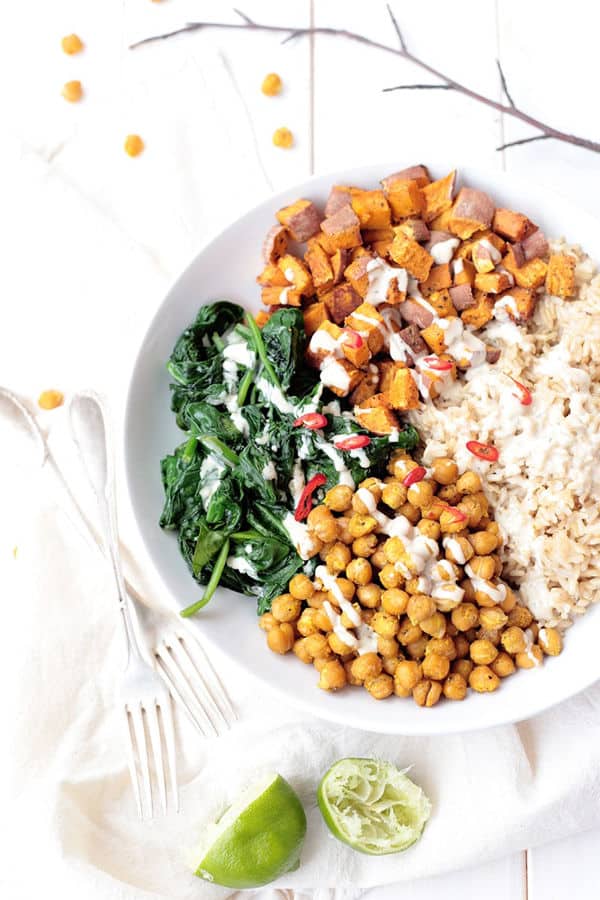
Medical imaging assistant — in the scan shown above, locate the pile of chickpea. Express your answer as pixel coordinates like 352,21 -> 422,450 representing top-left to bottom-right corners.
259,451 -> 563,706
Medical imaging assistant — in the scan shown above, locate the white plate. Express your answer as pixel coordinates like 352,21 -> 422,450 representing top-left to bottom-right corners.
124,161 -> 600,735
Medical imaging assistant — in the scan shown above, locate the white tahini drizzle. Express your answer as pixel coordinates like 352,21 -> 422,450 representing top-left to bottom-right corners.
430,237 -> 460,265
365,258 -> 408,306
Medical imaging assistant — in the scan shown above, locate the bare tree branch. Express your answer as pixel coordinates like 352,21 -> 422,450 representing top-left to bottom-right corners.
496,59 -> 515,108
233,9 -> 255,25
496,134 -> 552,151
129,11 -> 600,155
386,4 -> 407,52
383,84 -> 454,92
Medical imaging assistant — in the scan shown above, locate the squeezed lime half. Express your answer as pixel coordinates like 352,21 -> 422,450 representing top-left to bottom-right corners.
317,757 -> 431,855
192,773 -> 307,888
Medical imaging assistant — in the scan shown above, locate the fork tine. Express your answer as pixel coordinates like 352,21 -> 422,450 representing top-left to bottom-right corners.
145,703 -> 167,816
122,707 -> 143,819
178,633 -> 237,724
130,703 -> 153,819
155,647 -> 218,737
168,638 -> 229,732
158,694 -> 179,814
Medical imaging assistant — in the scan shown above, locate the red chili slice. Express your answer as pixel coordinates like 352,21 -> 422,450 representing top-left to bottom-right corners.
294,473 -> 327,522
444,505 -> 468,524
466,440 -> 499,462
422,356 -> 453,372
342,329 -> 364,349
334,434 -> 371,451
293,412 -> 328,430
508,376 -> 532,406
403,466 -> 427,487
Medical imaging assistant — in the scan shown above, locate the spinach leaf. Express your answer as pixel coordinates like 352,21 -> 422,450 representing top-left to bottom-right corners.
191,523 -> 227,576
261,308 -> 306,391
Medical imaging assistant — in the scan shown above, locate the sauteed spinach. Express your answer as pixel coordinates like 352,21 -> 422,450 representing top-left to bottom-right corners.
160,301 -> 418,614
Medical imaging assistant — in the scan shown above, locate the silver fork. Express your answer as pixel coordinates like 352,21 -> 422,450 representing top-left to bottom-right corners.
70,392 -> 179,819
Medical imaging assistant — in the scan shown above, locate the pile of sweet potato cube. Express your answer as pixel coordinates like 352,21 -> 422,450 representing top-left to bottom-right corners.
256,165 -> 577,434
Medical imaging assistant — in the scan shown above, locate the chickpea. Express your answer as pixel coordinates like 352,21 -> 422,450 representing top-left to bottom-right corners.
371,611 -> 400,639
297,608 -> 319,636
272,126 -> 294,149
314,609 -> 333,632
468,556 -> 496,581
388,453 -> 418,481
508,605 -> 534,629
451,603 -> 479,632
379,564 -> 402,590
377,636 -> 400,658
350,652 -> 382,683
397,619 -> 423,646
443,535 -> 472,565
417,519 -> 441,541
501,588 -> 517,614
413,679 -> 442,707
516,644 -> 544,669
491,651 -> 516,678
325,484 -> 354,512
124,135 -> 145,158
307,590 -> 327,610
470,638 -> 498,666
353,534 -> 378,557
341,603 -> 362,629
382,588 -> 409,616
271,593 -> 302,623
437,484 -> 463,505
349,514 -> 378,538
313,656 -> 330,672
344,659 -> 362,685
394,659 -> 422,692
538,627 -> 562,657
319,542 -> 336,562
456,471 -> 482,494
328,632 -> 355,656
457,497 -> 483,529
289,573 -> 314,601
293,637 -> 313,664
267,623 -> 295,654
346,557 -> 373,586
357,582 -> 382,609
261,72 -> 283,96
325,543 -> 352,574
406,635 -> 429,660
336,517 -> 354,545
352,484 -> 382,515
439,508 -> 467,535
303,633 -> 331,659
327,578 -> 355,604
422,652 -> 450,681
453,658 -> 474,680
407,480 -> 434,509
472,492 -> 490,515
383,536 -> 404,564
421,498 -> 448,522
370,547 -> 388,570
431,457 -> 459,485
365,673 -> 394,700
318,659 -> 347,691
469,530 -> 498,555
469,665 -> 500,693
312,512 -> 339,544
443,672 -> 468,701
381,481 -> 407,509
420,612 -> 447,639
382,656 -> 400,676
404,577 -> 421,595
426,635 -> 457,660
62,33 -> 84,55
259,612 -> 277,631
479,607 -> 508,630
398,502 -> 421,525
407,594 -> 436,625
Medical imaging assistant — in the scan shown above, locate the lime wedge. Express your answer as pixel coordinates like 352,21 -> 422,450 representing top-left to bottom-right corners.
192,773 -> 307,888
317,758 -> 431,855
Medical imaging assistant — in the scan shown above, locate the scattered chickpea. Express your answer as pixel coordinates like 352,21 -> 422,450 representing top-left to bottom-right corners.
38,389 -> 64,410
346,557 -> 372,586
308,506 -> 338,543
313,609 -> 333,632
397,619 -> 423,646
349,514 -> 378,538
406,634 -> 429,660
370,547 -> 388,570
352,534 -> 378,557
451,602 -> 479,632
61,34 -> 84,55
479,606 -> 508,630
267,623 -> 295,654
538,627 -> 562,657
325,542 -> 352,574
62,80 -> 83,103
272,127 -> 294,148
422,652 -> 450,681
454,634 -> 471,659
456,471 -> 482,494
350,652 -> 382,683
377,635 -> 400,658
508,605 -> 534,628
413,679 -> 442,707
357,582 -> 382,609
381,588 -> 409,616
293,638 -> 312,664
371,611 -> 400,639
515,644 -> 544,669
365,673 -> 394,700
470,639 -> 498,666
407,480 -> 434,509
382,656 -> 400,676
381,481 -> 407,509
443,672 -> 468,701
453,658 -> 474,680
325,484 -> 353,512
417,519 -> 441,541
426,635 -> 457,660
394,660 -> 422,693
259,612 -> 277,631
328,632 -> 355,657
124,134 -> 145,157
271,593 -> 301,623
469,665 -> 500,693
468,555 -> 496,580
469,530 -> 498,555
406,594 -> 436,626
303,633 -> 331,659
398,502 -> 420,525
318,659 -> 347,690
261,72 -> 283,96
379,563 -> 402,589
431,457 -> 459,485
491,651 -> 516,678
289,573 -> 314,601
419,611 -> 447,639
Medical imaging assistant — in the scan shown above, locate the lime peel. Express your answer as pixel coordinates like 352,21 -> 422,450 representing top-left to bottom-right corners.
317,758 -> 431,855
192,772 -> 307,889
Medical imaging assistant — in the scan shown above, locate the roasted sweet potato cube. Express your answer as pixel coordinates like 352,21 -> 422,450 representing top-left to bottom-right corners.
449,283 -> 476,310
257,263 -> 290,287
474,271 -> 513,294
354,401 -> 399,436
420,264 -> 452,295
546,253 -> 576,298
496,287 -> 537,321
310,231 -> 337,255
395,218 -> 430,243
323,282 -> 363,324
389,368 -> 419,410
320,205 -> 362,250
448,187 -> 495,239
422,171 -> 456,223
262,225 -> 289,263
350,377 -> 379,406
522,229 -> 549,261
472,245 -> 495,274
428,208 -> 454,232
381,165 -> 431,190
261,285 -> 302,307
378,360 -> 405,393
303,301 -> 330,337
344,255 -> 373,298
346,302 -> 385,355
457,231 -> 505,260
305,242 -> 334,290
385,179 -> 425,221
389,233 -> 434,282
330,248 -> 350,285
420,323 -> 447,355
325,185 -> 352,217
278,254 -> 313,295
306,320 -> 343,366
255,310 -> 272,328
363,227 -> 395,244
460,291 -> 495,329
453,257 -> 476,286
320,357 -> 364,397
503,253 -> 548,289
276,199 -> 321,242
492,208 -> 532,242
349,188 -> 392,229
372,241 -> 393,258
342,335 -> 371,369
425,288 -> 455,318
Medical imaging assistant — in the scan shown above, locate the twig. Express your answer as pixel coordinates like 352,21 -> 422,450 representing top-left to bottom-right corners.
129,12 -> 600,155
233,8 -> 255,25
496,134 -> 552,151
496,59 -> 515,108
383,84 -> 454,92
386,3 -> 407,52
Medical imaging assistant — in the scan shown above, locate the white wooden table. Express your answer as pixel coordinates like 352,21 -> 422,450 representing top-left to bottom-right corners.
5,0 -> 600,896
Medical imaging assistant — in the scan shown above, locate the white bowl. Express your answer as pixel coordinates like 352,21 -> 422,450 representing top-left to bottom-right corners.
124,162 -> 600,735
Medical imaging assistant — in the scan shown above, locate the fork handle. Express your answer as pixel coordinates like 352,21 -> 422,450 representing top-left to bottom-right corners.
69,391 -> 146,664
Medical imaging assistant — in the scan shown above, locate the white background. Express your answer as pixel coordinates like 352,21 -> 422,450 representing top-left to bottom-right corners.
2,0 -> 600,897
